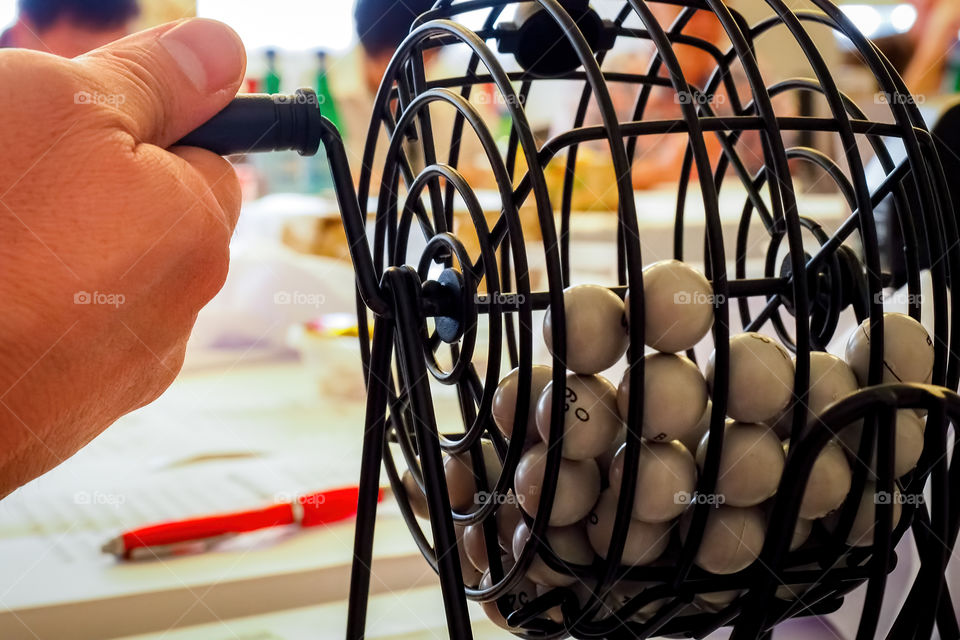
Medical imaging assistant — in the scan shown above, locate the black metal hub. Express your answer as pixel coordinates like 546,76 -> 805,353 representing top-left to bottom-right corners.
423,268 -> 469,344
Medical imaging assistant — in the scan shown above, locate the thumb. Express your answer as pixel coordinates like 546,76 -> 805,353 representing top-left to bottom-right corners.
78,18 -> 246,148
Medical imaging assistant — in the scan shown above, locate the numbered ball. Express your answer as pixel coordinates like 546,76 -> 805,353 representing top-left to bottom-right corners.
401,469 -> 430,519
689,506 -> 766,574
543,285 -> 628,374
783,439 -> 852,519
586,489 -> 671,566
845,313 -> 934,385
536,373 -> 622,460
609,440 -> 698,523
514,442 -> 601,526
695,422 -> 784,507
707,333 -> 794,424
775,352 -> 858,438
445,440 -> 503,511
617,353 -> 708,443
824,482 -> 902,547
512,521 -> 594,587
493,365 -> 553,445
837,410 -> 925,479
479,565 -> 538,630
626,260 -> 714,353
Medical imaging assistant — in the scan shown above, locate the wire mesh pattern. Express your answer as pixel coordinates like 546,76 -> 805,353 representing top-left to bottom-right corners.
338,1 -> 960,638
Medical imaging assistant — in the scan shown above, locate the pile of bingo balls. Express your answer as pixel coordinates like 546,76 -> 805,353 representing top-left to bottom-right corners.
400,259 -> 935,631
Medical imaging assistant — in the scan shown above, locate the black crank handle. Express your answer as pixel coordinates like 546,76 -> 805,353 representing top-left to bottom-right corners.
177,88 -> 388,317
176,88 -> 326,156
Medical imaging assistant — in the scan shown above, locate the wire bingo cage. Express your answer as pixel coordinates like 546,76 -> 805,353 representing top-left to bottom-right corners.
182,0 -> 960,638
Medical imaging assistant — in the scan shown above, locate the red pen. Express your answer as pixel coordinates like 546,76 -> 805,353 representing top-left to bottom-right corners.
101,486 -> 382,560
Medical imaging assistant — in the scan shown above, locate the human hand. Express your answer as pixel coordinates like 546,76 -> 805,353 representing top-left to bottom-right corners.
0,18 -> 245,496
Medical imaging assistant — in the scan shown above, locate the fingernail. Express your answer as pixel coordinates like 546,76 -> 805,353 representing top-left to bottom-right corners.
160,18 -> 244,93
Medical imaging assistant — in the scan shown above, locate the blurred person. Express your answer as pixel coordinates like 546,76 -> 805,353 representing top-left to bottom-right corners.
345,0 -> 497,188
340,0 -> 435,169
0,0 -> 139,57
354,0 -> 435,97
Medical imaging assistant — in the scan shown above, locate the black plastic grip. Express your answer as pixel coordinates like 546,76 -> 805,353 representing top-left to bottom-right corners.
176,88 -> 324,156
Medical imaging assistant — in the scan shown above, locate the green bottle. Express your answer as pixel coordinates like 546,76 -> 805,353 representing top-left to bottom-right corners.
264,49 -> 281,95
315,51 -> 344,134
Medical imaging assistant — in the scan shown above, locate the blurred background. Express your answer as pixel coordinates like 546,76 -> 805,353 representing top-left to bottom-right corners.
0,0 -> 955,638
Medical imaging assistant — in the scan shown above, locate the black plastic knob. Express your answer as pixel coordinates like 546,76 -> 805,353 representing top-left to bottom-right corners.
177,88 -> 324,157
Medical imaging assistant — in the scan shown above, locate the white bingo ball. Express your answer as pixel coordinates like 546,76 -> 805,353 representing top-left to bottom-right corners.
444,440 -> 502,511
679,400 -> 712,455
625,260 -> 714,353
512,521 -> 594,587
837,410 -> 925,479
596,425 -> 627,479
456,524 -> 483,587
845,313 -> 934,386
824,482 -> 902,547
707,333 -> 794,424
464,522 -> 496,572
791,517 -> 813,551
514,442 -> 601,526
586,489 -> 671,566
493,365 -> 553,445
775,352 -> 859,438
783,439 -> 852,519
609,440 -> 698,523
479,565 -> 538,630
543,285 -> 628,374
401,469 -> 431,520
617,353 -> 708,443
536,373 -> 622,460
690,506 -> 766,574
496,496 -> 524,550
762,501 -> 813,551
695,422 -> 784,507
